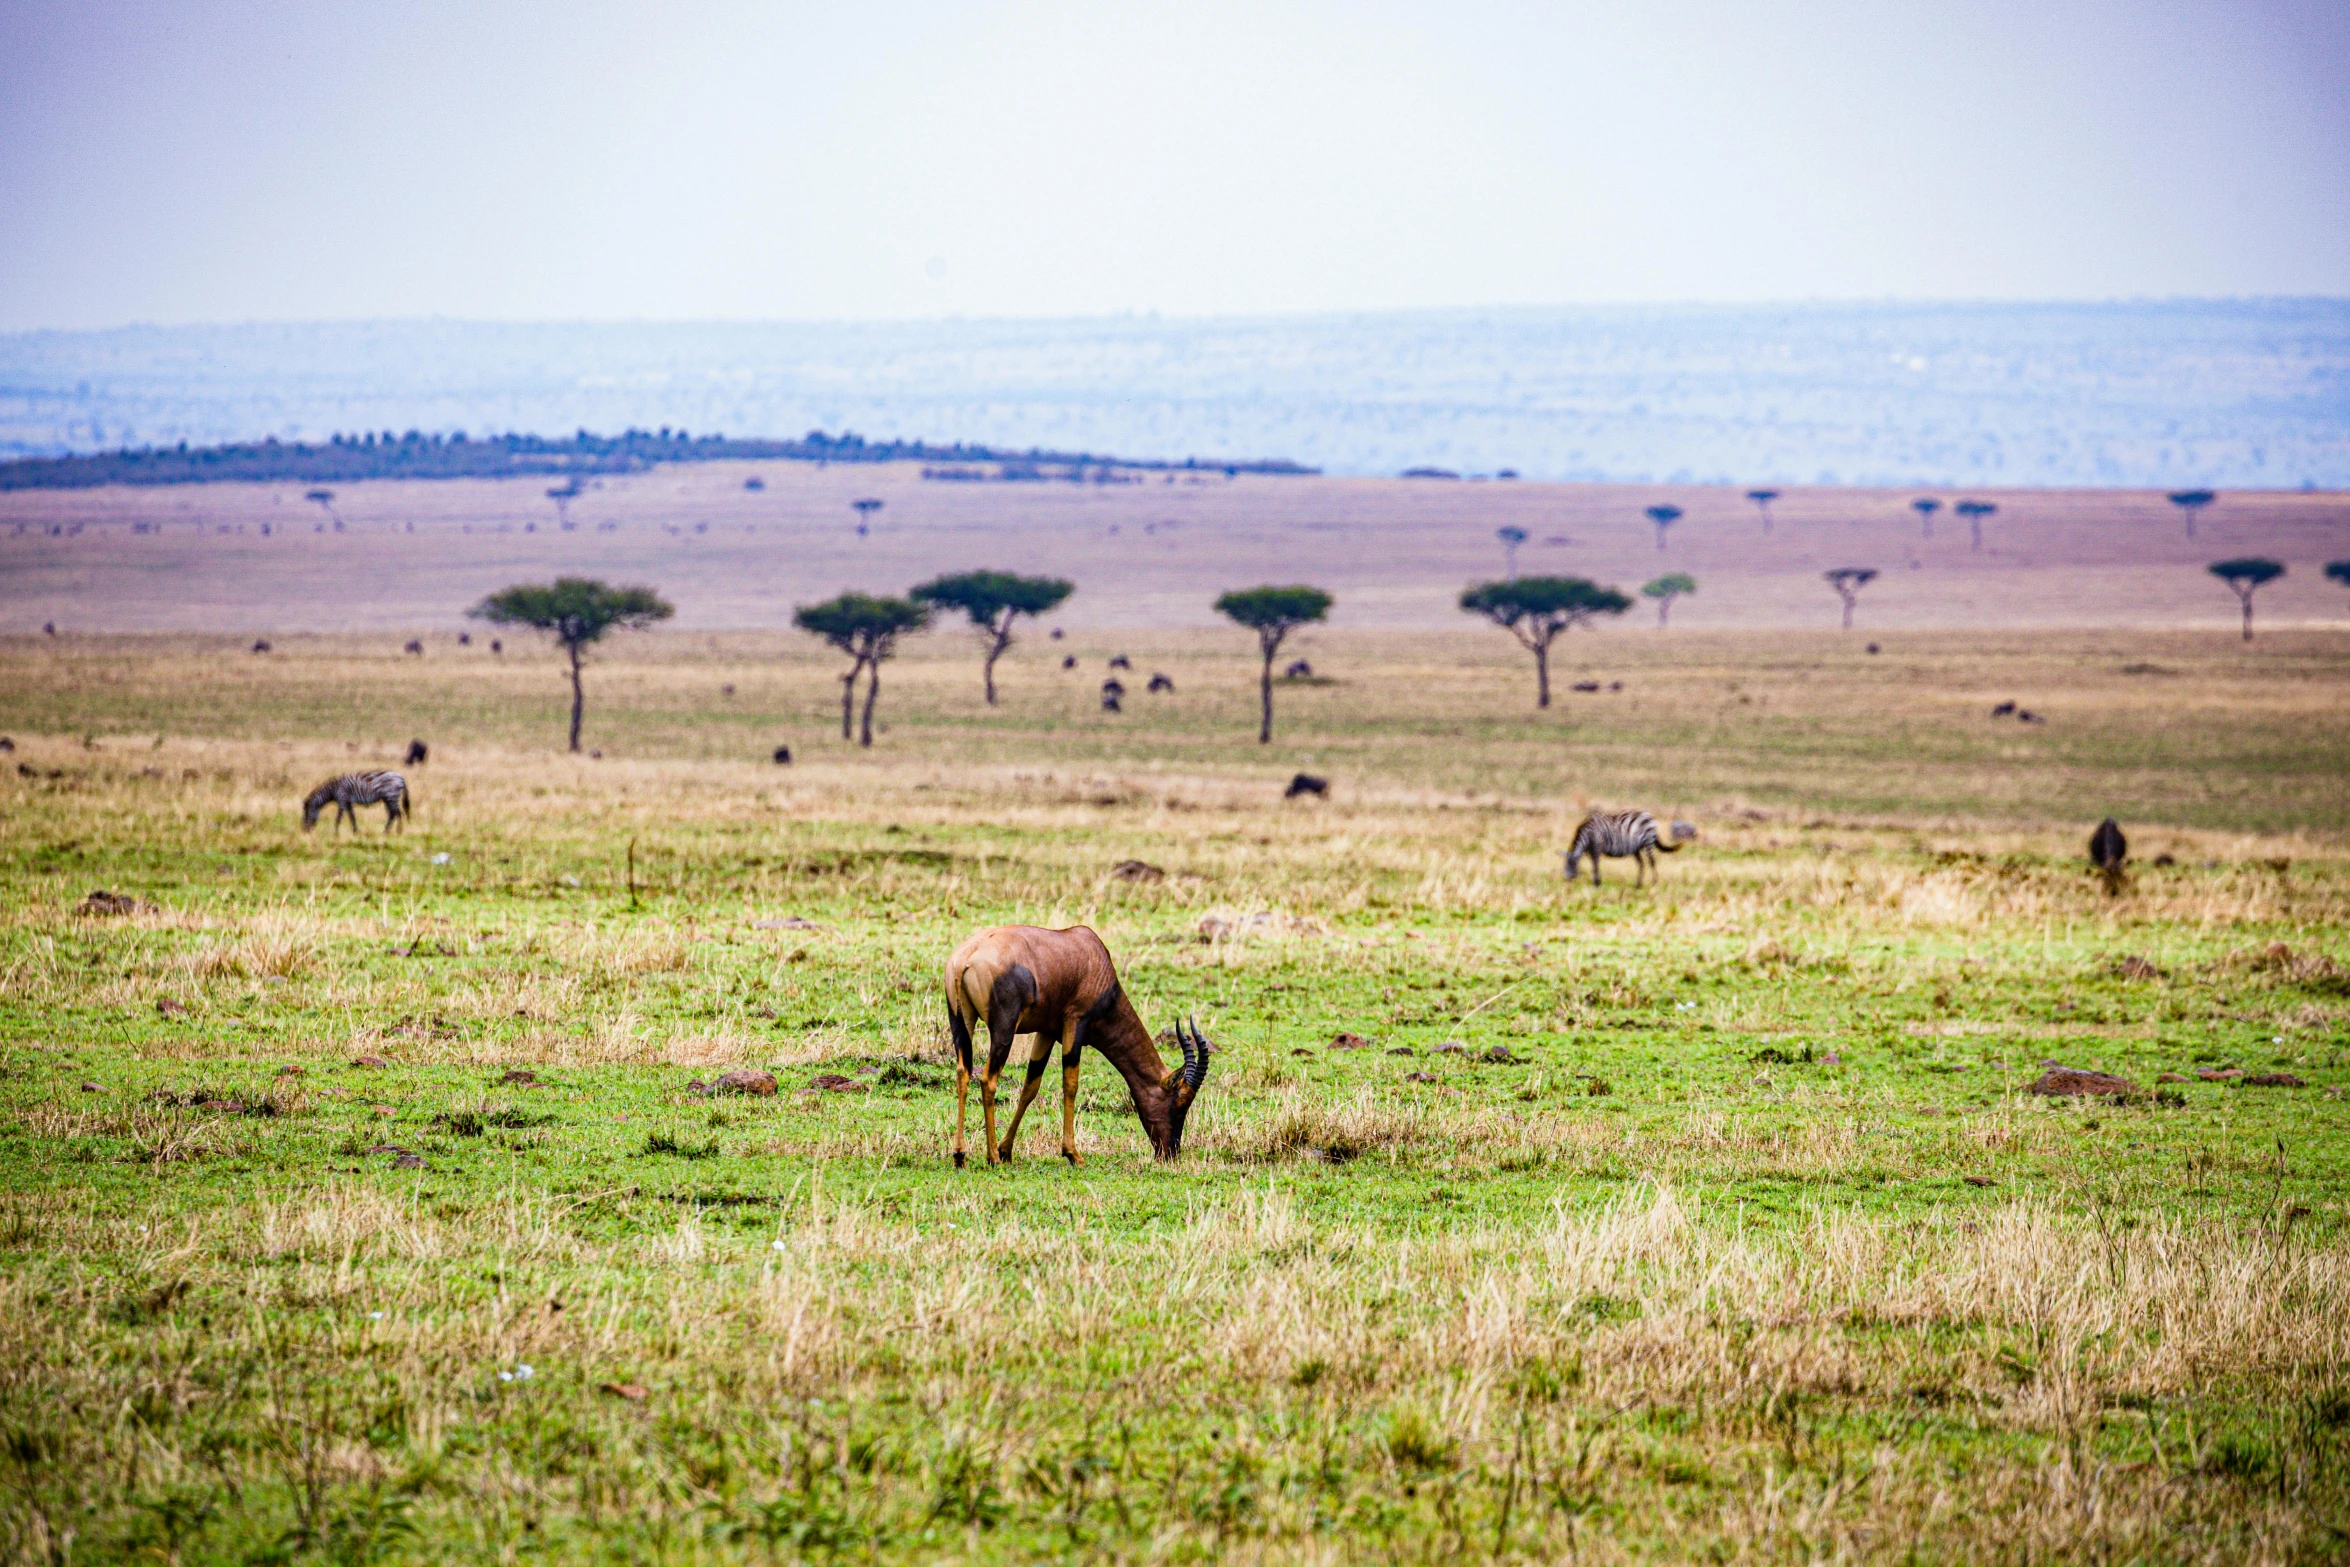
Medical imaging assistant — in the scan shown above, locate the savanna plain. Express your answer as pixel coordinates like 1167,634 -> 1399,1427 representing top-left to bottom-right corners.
4,554 -> 2350,1561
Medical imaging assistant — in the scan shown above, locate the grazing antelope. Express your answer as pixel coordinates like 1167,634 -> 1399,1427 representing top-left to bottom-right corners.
1564,809 -> 1695,887
943,925 -> 1211,1167
302,771 -> 410,833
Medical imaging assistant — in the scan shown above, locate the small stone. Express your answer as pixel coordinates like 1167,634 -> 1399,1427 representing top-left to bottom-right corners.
1386,1046 -> 1416,1057
1108,859 -> 1165,883
1963,1175 -> 1995,1188
392,1153 -> 425,1169
809,1073 -> 865,1093
1330,1033 -> 1370,1051
78,890 -> 159,917
709,1069 -> 778,1097
1434,1041 -> 1467,1055
2115,956 -> 2164,981
351,1055 -> 390,1070
2243,1073 -> 2306,1088
2156,1072 -> 2189,1083
600,1382 -> 650,1402
1404,1071 -> 1441,1083
156,998 -> 188,1018
275,1065 -> 304,1078
80,1080 -> 102,1093
2195,1067 -> 2241,1082
499,1068 -> 539,1086
1481,1046 -> 1515,1064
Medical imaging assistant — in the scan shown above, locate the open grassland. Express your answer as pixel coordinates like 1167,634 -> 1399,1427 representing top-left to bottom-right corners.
2,466 -> 2346,633
2,632 -> 2350,1562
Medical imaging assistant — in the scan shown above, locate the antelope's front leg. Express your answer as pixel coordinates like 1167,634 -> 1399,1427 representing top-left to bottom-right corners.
996,1034 -> 1052,1162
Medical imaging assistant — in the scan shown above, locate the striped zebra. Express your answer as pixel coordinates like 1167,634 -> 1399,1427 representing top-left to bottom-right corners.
302,771 -> 411,833
1563,810 -> 1696,887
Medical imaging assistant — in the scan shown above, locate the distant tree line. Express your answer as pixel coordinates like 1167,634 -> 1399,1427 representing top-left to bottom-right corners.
0,427 -> 1318,492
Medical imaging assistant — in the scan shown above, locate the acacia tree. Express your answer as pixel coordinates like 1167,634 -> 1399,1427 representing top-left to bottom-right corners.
2169,490 -> 2216,538
303,488 -> 339,529
1745,489 -> 1779,533
2326,560 -> 2350,610
1642,572 -> 1696,628
1646,504 -> 1683,551
793,592 -> 931,745
2209,557 -> 2284,642
470,578 -> 674,752
1495,526 -> 1529,578
1461,576 -> 1632,707
851,498 -> 885,536
1911,498 -> 1941,538
911,570 -> 1074,705
1823,567 -> 1879,630
1215,585 -> 1332,743
1953,499 -> 1997,551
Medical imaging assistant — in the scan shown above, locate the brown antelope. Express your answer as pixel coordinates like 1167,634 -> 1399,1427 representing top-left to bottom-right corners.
942,925 -> 1211,1167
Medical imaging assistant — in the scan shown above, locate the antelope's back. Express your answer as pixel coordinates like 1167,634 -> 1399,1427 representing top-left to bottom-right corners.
942,924 -> 1112,1020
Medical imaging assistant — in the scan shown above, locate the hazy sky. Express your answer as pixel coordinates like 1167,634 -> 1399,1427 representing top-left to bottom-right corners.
3,0 -> 2346,330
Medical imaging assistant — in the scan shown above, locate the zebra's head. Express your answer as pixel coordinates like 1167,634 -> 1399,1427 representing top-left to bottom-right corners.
301,784 -> 333,829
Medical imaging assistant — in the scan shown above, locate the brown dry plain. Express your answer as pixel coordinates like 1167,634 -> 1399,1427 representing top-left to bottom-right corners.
1,464 -> 2346,632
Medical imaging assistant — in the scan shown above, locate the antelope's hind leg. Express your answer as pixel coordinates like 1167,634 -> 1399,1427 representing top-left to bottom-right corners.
995,1033 -> 1052,1162
948,1007 -> 975,1169
1059,1035 -> 1082,1165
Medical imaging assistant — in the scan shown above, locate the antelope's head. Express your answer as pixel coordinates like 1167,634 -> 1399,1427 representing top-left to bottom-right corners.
1143,1016 -> 1214,1160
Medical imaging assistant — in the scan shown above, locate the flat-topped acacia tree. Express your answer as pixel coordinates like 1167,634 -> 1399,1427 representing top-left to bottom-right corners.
1823,567 -> 1878,631
1495,526 -> 1529,578
1461,576 -> 1631,707
1645,504 -> 1683,551
1642,572 -> 1696,628
1953,500 -> 1997,551
469,578 -> 673,752
1911,498 -> 1941,538
1745,489 -> 1779,533
911,570 -> 1074,705
2169,490 -> 2216,538
793,592 -> 931,746
1215,585 -> 1332,743
2209,558 -> 2284,642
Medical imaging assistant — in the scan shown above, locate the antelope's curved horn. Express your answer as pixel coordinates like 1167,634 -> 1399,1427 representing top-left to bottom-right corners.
1182,1016 -> 1210,1089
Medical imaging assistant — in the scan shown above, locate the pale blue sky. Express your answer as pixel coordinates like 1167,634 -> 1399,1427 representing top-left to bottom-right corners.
2,0 -> 2345,329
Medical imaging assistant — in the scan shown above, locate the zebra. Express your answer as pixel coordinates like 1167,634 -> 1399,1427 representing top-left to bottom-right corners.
303,771 -> 410,833
1563,810 -> 1696,887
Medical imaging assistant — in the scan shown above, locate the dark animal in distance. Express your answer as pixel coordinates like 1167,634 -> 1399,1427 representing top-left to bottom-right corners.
489,639 -> 502,654
1108,655 -> 1132,670
942,924 -> 1212,1167
303,771 -> 409,833
1284,660 -> 1313,679
1148,672 -> 1174,693
772,746 -> 792,765
250,640 -> 271,654
1564,810 -> 1695,887
1061,655 -> 1078,669
404,740 -> 428,766
2089,818 -> 2127,894
457,632 -> 471,646
1991,701 -> 2016,717
402,640 -> 424,656
1285,773 -> 1329,799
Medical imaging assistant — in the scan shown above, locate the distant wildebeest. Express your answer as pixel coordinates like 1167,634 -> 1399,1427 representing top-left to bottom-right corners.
1285,773 -> 1329,799
303,771 -> 409,833
1564,810 -> 1695,887
1109,655 -> 1132,670
457,632 -> 472,646
2089,818 -> 2127,894
251,640 -> 271,654
42,622 -> 55,637
402,640 -> 424,656
942,924 -> 1213,1167
1148,672 -> 1175,693
772,745 -> 793,764
1101,690 -> 1123,712
1061,655 -> 1078,669
2017,710 -> 2044,724
1284,659 -> 1313,679
1102,678 -> 1126,699
489,639 -> 502,654
404,740 -> 428,765
1570,680 -> 1601,693
1991,701 -> 2016,717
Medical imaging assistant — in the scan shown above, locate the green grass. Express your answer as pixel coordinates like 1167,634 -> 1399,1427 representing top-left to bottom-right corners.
2,630 -> 2348,1562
